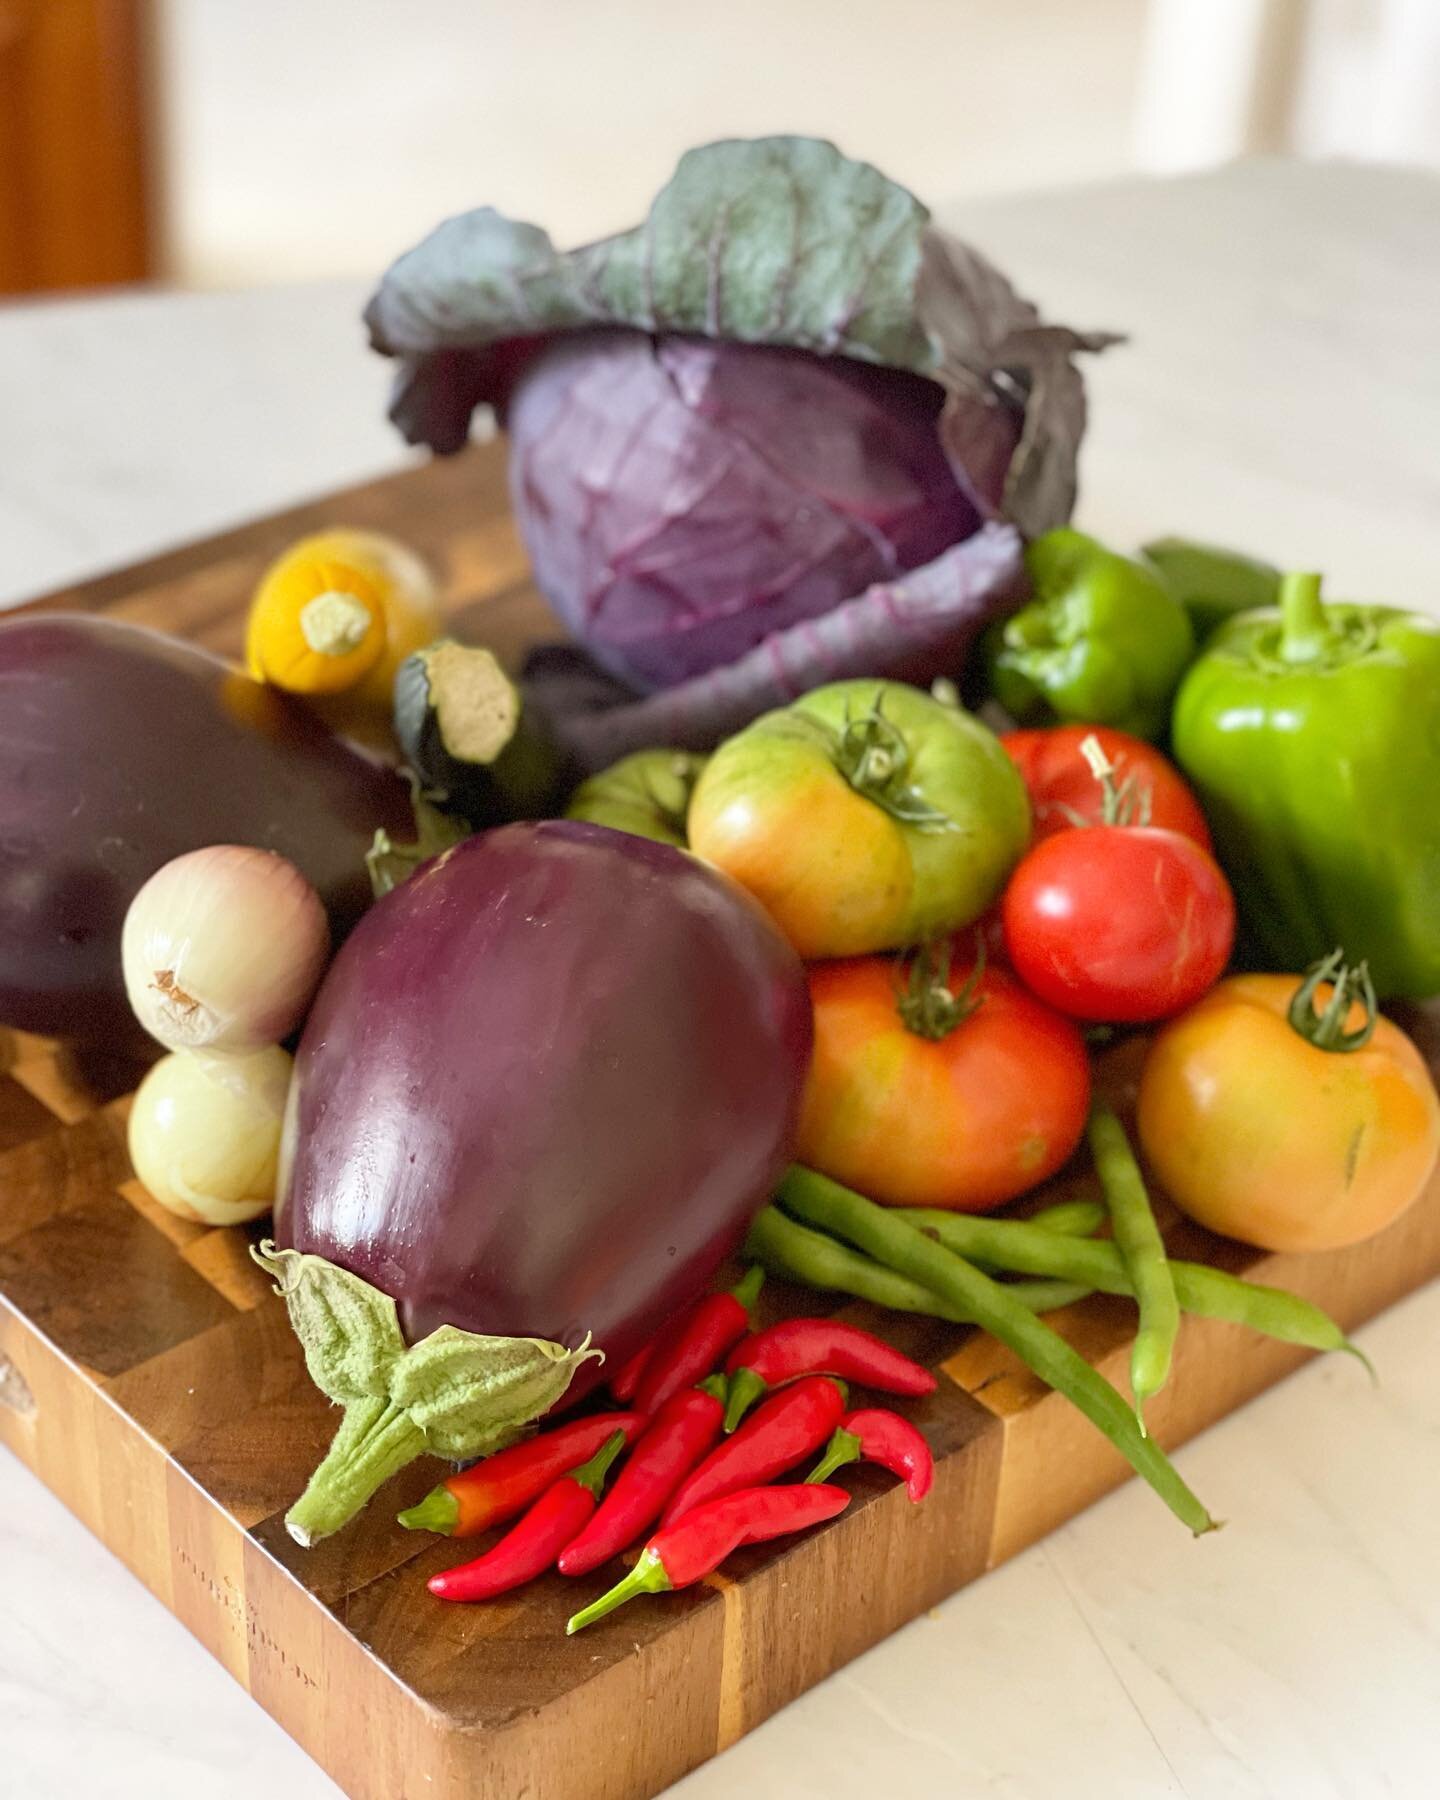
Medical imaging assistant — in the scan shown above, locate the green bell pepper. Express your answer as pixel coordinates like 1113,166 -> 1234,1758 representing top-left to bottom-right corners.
1173,571 -> 1440,999
985,528 -> 1195,739
1142,536 -> 1282,641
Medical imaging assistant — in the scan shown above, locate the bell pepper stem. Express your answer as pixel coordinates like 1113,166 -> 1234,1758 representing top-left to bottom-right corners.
566,1547 -> 672,1634
1278,571 -> 1330,663
397,1485 -> 460,1536
285,1397 -> 427,1548
723,1367 -> 766,1433
806,1426 -> 862,1486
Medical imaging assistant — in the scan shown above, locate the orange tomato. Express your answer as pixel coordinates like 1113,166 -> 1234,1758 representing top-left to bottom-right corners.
796,953 -> 1091,1212
1137,972 -> 1440,1252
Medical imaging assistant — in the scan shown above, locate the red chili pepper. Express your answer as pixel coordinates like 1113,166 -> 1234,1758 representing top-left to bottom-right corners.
557,1377 -> 726,1577
632,1266 -> 765,1417
662,1374 -> 847,1526
723,1318 -> 936,1430
397,1411 -> 647,1538
806,1408 -> 934,1502
608,1342 -> 655,1403
566,1483 -> 851,1633
428,1431 -> 626,1603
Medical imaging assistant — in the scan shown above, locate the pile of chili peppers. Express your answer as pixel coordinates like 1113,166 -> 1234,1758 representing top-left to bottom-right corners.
399,1270 -> 936,1633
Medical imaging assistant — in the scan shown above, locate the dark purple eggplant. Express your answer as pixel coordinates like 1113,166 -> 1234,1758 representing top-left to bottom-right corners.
0,614 -> 412,1046
264,820 -> 811,1543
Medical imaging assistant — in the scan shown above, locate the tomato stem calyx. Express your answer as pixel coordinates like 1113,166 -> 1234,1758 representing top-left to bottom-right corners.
835,702 -> 959,833
895,939 -> 985,1041
1287,949 -> 1378,1054
1078,733 -> 1153,828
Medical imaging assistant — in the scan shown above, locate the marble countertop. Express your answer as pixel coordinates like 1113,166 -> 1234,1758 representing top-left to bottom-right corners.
3,159 -> 1439,1799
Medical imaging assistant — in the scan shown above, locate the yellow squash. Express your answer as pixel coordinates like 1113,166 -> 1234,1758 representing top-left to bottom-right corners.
246,529 -> 443,720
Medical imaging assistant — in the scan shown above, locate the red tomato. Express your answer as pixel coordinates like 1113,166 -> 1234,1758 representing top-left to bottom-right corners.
1002,725 -> 1212,850
1002,826 -> 1235,1024
796,953 -> 1091,1212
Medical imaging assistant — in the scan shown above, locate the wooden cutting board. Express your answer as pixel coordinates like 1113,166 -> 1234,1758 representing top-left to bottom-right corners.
3,442 -> 1438,1800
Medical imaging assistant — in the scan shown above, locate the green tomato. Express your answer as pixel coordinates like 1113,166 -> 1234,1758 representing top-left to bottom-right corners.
565,748 -> 708,848
689,679 -> 1030,958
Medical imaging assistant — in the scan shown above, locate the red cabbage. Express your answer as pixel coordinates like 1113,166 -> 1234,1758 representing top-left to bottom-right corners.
506,330 -> 985,690
365,137 -> 1116,702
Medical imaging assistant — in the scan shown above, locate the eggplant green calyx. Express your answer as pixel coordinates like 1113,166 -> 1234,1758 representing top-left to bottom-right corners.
251,1241 -> 601,1546
833,701 -> 958,832
1287,950 -> 1378,1054
366,770 -> 470,898
895,938 -> 985,1042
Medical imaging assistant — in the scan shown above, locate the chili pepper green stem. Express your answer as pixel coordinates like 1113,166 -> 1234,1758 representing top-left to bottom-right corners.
1088,1108 -> 1179,1433
396,1486 -> 459,1535
779,1168 -> 1217,1537
285,1398 -> 426,1548
566,1546 -> 671,1634
806,1427 -> 862,1486
723,1368 -> 767,1434
1278,571 -> 1331,663
890,1210 -> 1370,1370
732,1265 -> 765,1312
572,1430 -> 627,1499
743,1204 -> 1091,1323
698,1372 -> 729,1401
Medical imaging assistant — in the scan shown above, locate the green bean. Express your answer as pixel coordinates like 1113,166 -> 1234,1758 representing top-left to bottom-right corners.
1088,1108 -> 1179,1431
744,1205 -> 1092,1320
968,1196 -> 1109,1278
780,1167 -> 1217,1537
890,1210 -> 1368,1368
1026,1198 -> 1107,1237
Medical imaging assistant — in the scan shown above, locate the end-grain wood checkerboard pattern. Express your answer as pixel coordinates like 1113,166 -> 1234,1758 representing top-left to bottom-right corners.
3,448 -> 1439,1800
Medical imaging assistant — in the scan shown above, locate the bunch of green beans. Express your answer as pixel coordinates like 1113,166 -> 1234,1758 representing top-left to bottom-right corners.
751,1150 -> 1370,1537
745,1201 -> 1097,1324
776,1166 -> 1218,1536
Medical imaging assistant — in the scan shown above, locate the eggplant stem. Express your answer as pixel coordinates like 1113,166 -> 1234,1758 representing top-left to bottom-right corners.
285,1396 -> 426,1547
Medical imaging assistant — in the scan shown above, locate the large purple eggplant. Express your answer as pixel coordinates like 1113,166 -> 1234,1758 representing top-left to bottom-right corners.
262,820 -> 811,1543
0,614 -> 412,1047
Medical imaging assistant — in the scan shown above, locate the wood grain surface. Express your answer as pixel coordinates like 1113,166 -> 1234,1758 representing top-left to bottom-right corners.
3,445 -> 1438,1800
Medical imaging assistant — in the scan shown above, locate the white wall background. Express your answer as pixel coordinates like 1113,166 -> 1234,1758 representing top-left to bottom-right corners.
152,0 -> 1153,287
153,0 -> 1440,291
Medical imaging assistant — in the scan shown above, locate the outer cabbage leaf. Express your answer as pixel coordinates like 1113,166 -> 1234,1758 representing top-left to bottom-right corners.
365,136 -> 1117,535
522,522 -> 1026,770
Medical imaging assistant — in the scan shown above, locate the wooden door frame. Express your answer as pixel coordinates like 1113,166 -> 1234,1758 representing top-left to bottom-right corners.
0,0 -> 159,296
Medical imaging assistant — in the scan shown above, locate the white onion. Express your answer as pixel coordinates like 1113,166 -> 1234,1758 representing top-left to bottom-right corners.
122,845 -> 329,1052
127,1045 -> 292,1226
